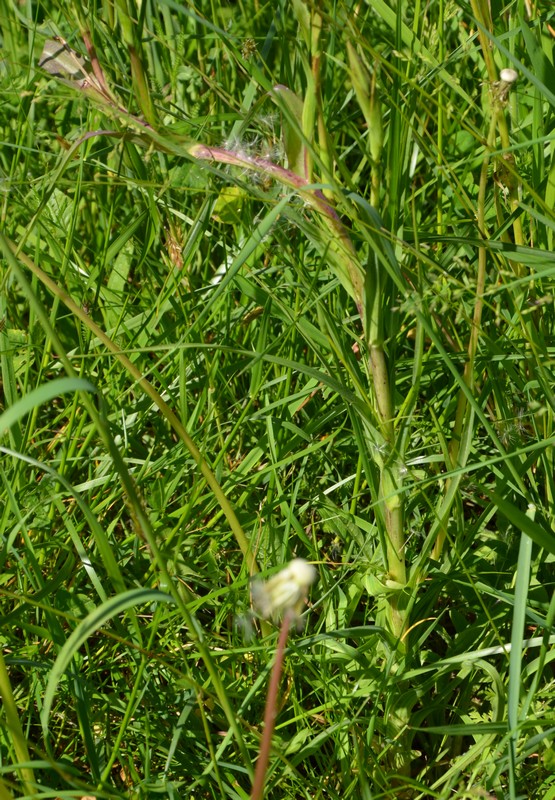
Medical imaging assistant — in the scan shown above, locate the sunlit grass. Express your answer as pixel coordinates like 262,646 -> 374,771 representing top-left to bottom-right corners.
1,1 -> 554,799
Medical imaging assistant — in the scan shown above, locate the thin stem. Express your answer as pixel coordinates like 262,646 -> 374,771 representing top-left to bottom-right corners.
437,0 -> 444,250
432,112 -> 496,561
251,612 -> 293,800
470,0 -> 524,256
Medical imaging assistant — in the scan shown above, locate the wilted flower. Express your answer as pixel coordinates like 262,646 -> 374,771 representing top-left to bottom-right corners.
251,558 -> 317,622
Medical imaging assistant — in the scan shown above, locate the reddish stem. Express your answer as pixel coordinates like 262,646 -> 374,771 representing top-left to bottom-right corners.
250,611 -> 294,800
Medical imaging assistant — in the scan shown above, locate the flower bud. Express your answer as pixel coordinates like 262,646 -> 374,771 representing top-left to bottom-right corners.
499,68 -> 518,84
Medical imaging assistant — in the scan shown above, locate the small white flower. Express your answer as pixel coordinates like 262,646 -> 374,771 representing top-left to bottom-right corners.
251,558 -> 317,622
499,68 -> 518,84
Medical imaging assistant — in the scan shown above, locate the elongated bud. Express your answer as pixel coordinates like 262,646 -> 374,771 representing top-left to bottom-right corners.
346,43 -> 383,164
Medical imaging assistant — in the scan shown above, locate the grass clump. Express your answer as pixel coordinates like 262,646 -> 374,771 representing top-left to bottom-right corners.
1,1 -> 554,798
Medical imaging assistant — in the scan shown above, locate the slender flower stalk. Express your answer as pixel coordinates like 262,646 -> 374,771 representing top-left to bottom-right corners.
250,560 -> 317,799
250,610 -> 294,800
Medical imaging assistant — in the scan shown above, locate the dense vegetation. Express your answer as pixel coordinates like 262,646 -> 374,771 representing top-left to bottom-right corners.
1,1 -> 554,798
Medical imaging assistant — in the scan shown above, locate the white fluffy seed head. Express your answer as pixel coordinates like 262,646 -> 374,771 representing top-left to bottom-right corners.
287,558 -> 317,587
251,558 -> 317,621
500,68 -> 518,84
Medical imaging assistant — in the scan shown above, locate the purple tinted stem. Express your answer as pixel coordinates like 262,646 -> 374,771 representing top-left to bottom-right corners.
250,610 -> 294,800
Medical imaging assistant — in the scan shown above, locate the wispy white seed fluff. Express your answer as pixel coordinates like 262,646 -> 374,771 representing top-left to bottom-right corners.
251,558 -> 317,621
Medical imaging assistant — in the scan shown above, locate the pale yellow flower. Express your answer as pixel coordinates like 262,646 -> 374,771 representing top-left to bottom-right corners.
251,558 -> 317,622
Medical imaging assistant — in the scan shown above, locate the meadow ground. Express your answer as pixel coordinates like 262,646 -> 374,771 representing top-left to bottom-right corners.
0,1 -> 554,798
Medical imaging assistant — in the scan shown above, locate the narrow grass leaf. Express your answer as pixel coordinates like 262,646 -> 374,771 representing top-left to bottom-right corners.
0,378 -> 97,436
485,490 -> 555,555
41,588 -> 174,739
507,519 -> 534,799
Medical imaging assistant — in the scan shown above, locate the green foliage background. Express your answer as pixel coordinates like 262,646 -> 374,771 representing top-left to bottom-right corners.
0,1 -> 554,798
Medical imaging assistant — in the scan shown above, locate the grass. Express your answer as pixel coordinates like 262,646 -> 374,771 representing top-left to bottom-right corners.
1,0 -> 555,798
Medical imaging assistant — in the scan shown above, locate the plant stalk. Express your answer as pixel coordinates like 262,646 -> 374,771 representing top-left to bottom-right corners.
251,611 -> 294,800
